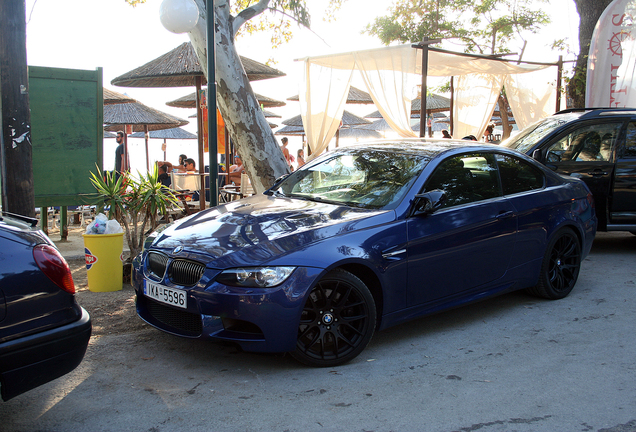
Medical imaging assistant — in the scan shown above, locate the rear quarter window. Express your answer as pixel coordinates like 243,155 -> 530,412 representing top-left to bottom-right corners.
496,154 -> 544,195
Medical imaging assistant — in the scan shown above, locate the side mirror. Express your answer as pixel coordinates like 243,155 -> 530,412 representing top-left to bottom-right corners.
412,189 -> 446,216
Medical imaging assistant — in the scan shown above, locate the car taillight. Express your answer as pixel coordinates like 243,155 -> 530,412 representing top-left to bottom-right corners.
587,192 -> 595,209
33,244 -> 75,294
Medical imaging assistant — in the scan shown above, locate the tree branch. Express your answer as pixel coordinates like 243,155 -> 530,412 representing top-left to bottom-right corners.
233,0 -> 270,35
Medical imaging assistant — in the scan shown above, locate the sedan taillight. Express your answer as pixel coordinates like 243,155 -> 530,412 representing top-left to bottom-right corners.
33,244 -> 75,294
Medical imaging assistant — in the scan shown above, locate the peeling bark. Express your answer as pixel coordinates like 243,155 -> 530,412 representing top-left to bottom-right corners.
189,0 -> 290,193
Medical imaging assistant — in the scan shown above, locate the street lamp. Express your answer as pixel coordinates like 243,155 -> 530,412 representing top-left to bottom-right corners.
159,0 -> 218,207
159,0 -> 199,34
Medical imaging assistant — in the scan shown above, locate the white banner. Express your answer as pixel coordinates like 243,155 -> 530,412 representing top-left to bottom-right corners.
586,0 -> 636,107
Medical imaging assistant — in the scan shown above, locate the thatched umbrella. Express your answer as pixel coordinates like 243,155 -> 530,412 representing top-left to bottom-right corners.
104,101 -> 189,171
104,88 -> 135,105
286,86 -> 374,104
129,127 -> 197,161
111,42 -> 285,88
282,110 -> 371,127
338,127 -> 382,140
167,91 -> 285,109
274,125 -> 305,136
410,94 -> 451,114
111,42 -> 286,210
280,110 -> 371,148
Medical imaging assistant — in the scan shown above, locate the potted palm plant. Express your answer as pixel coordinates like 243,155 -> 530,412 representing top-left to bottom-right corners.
89,166 -> 180,277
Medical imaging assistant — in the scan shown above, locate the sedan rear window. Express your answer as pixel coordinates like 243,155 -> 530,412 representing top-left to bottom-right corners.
496,154 -> 545,195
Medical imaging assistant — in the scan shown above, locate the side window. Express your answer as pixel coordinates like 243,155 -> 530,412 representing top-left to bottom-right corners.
425,153 -> 500,208
546,122 -> 621,162
496,154 -> 544,195
623,122 -> 636,158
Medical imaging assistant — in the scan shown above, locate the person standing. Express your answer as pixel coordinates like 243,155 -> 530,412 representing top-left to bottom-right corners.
281,137 -> 291,167
297,148 -> 305,168
114,131 -> 128,178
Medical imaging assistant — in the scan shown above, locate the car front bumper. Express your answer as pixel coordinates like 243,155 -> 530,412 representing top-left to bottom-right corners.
133,264 -> 324,353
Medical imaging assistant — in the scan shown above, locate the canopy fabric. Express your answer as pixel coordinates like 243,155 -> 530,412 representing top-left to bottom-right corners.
298,44 -> 559,154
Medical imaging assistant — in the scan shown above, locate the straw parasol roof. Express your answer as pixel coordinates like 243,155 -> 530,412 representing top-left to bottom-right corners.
110,42 -> 285,88
274,125 -> 305,136
282,110 -> 371,127
338,127 -> 382,139
104,88 -> 135,105
410,94 -> 451,114
129,127 -> 197,139
167,91 -> 286,109
103,101 -> 189,132
286,86 -> 374,104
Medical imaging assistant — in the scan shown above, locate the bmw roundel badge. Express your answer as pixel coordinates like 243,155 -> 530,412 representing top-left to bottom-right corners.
172,245 -> 184,255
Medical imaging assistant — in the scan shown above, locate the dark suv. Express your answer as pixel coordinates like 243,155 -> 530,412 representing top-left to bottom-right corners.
503,108 -> 636,232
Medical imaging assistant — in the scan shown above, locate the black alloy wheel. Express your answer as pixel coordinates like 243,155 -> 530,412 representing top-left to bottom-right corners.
528,227 -> 581,299
291,269 -> 376,367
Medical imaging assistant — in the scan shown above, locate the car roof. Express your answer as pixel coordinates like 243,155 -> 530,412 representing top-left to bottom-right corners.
328,138 -> 503,157
554,108 -> 636,120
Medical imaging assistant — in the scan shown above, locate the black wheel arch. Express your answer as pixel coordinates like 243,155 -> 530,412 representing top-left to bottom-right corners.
336,263 -> 384,330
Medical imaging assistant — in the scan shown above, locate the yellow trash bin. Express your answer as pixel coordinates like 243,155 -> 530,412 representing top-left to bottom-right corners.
83,232 -> 124,292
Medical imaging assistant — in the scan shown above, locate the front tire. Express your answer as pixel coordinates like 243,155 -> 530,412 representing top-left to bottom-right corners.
291,269 -> 376,367
527,228 -> 581,299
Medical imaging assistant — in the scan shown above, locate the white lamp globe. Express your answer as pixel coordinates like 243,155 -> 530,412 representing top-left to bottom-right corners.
159,0 -> 200,34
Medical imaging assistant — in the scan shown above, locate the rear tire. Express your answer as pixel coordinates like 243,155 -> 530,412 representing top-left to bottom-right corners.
291,269 -> 376,367
527,227 -> 581,299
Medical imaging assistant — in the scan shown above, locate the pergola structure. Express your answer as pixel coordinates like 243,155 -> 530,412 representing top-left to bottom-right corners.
296,43 -> 563,158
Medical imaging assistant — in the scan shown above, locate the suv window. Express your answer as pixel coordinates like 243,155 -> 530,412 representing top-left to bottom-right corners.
425,153 -> 500,208
495,154 -> 544,195
546,123 -> 621,162
623,122 -> 636,158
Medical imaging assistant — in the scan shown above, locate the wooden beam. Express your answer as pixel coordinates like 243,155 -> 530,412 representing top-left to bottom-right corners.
0,0 -> 35,217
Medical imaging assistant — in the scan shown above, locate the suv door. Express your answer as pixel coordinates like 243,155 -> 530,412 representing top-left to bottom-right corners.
540,120 -> 624,230
611,121 -> 636,229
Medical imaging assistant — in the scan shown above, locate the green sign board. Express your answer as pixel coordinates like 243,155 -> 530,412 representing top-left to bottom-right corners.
29,66 -> 103,207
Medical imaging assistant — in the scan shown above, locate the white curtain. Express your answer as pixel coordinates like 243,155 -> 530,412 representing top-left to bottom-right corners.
505,69 -> 559,130
298,44 -> 558,156
353,46 -> 419,137
453,74 -> 504,139
299,60 -> 353,159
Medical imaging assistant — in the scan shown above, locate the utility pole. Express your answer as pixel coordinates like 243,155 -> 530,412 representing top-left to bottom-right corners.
0,0 -> 35,217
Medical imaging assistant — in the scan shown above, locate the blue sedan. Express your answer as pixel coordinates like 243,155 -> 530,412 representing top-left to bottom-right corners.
133,141 -> 597,367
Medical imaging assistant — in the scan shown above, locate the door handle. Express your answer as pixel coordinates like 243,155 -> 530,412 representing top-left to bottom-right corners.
496,210 -> 514,220
587,169 -> 608,176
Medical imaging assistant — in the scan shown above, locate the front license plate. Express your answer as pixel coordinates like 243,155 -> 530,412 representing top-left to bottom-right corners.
144,280 -> 187,309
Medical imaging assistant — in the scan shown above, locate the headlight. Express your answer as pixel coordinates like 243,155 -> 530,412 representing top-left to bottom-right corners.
216,267 -> 296,288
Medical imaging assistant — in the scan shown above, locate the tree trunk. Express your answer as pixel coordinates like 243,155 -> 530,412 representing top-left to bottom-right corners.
569,0 -> 613,108
189,0 -> 289,193
0,0 -> 35,217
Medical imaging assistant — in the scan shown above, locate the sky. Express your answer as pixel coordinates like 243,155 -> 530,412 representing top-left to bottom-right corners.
24,0 -> 581,171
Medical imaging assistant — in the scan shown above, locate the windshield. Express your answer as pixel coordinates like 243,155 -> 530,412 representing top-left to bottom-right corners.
502,115 -> 578,153
268,149 -> 429,209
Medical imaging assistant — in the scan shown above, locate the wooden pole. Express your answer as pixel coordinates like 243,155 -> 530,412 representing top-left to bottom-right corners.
0,0 -> 35,217
556,55 -> 563,112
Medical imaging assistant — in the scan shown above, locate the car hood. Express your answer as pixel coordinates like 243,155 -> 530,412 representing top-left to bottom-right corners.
148,194 -> 393,268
